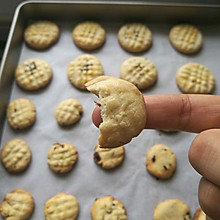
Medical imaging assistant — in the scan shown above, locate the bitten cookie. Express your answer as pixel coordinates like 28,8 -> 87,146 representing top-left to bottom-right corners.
7,98 -> 36,129
0,189 -> 34,220
24,20 -> 59,50
44,192 -> 79,220
55,98 -> 83,126
169,24 -> 202,54
118,23 -> 152,53
0,139 -> 31,173
15,58 -> 52,90
91,195 -> 127,220
146,144 -> 176,179
72,21 -> 106,50
67,54 -> 104,90
93,144 -> 125,169
47,142 -> 78,173
120,56 -> 157,89
85,76 -> 147,148
176,63 -> 215,94
154,199 -> 191,220
193,208 -> 206,220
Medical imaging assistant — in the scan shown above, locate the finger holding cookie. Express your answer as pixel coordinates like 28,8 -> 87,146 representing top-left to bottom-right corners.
91,94 -> 220,219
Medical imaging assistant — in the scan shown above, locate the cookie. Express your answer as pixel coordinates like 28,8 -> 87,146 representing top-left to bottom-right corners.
118,23 -> 152,53
72,21 -> 106,50
0,139 -> 31,173
85,76 -> 147,148
44,192 -> 79,220
146,144 -> 176,179
193,208 -> 206,220
67,54 -> 104,90
154,199 -> 191,220
24,20 -> 59,50
169,24 -> 202,54
7,98 -> 36,129
176,63 -> 215,94
94,144 -> 125,169
0,189 -> 34,220
120,56 -> 157,89
47,142 -> 78,173
55,98 -> 83,126
91,195 -> 127,220
15,58 -> 52,90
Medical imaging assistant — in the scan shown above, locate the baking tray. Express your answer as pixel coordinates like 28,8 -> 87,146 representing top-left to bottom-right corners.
0,1 -> 220,219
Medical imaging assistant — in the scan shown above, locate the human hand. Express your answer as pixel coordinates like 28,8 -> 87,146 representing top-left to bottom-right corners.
92,94 -> 220,220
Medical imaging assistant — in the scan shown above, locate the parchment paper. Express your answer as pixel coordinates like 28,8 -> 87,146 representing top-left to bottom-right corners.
0,20 -> 220,219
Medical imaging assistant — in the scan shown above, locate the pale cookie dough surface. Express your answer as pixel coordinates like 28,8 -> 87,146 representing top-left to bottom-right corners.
169,24 -> 202,54
44,192 -> 79,220
24,20 -> 59,50
55,98 -> 83,126
91,195 -> 127,220
93,144 -> 125,169
176,62 -> 215,94
47,142 -> 78,173
73,21 -> 106,50
15,58 -> 52,90
153,199 -> 191,220
118,23 -> 152,53
7,98 -> 36,129
67,54 -> 104,90
0,189 -> 34,220
0,139 -> 31,173
85,76 -> 147,148
146,144 -> 176,179
193,208 -> 206,220
120,56 -> 157,89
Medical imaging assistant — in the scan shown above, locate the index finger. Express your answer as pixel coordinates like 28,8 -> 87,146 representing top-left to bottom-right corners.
92,94 -> 220,133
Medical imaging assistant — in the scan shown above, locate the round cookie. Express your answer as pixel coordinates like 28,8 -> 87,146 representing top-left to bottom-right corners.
85,76 -> 147,148
1,139 -> 31,173
24,20 -> 59,50
15,58 -> 52,90
55,98 -> 83,126
146,144 -> 176,179
72,21 -> 106,50
7,98 -> 36,129
193,208 -> 206,220
44,192 -> 79,220
176,63 -> 215,94
91,195 -> 127,220
0,189 -> 34,220
118,23 -> 152,53
93,144 -> 125,169
120,56 -> 157,89
67,54 -> 104,90
169,24 -> 202,54
154,199 -> 191,220
47,142 -> 78,173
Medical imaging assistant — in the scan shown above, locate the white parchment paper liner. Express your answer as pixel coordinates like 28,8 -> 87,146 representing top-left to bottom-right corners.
0,21 -> 220,219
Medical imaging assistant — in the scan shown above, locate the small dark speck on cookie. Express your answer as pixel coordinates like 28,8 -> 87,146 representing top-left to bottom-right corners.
58,143 -> 65,148
163,165 -> 168,171
152,155 -> 156,162
94,152 -> 101,162
184,212 -> 191,219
